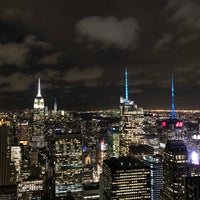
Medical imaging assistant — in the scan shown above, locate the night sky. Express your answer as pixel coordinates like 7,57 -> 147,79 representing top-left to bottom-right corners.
0,0 -> 200,111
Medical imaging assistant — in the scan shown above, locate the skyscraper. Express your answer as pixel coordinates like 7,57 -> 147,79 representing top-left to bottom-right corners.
161,140 -> 188,200
33,78 -> 44,111
107,127 -> 120,158
120,68 -> 145,156
185,176 -> 200,200
0,124 -> 16,185
31,78 -> 46,149
100,157 -> 151,199
54,132 -> 83,199
171,74 -> 176,120
143,155 -> 163,200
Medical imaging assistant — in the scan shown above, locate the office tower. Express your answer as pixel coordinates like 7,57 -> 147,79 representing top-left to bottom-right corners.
83,183 -> 100,200
185,176 -> 200,200
120,68 -> 145,156
129,144 -> 154,160
0,124 -> 16,185
146,134 -> 160,154
0,185 -> 17,199
11,146 -> 22,181
31,78 -> 46,149
19,120 -> 28,146
33,78 -> 44,111
17,179 -> 44,199
54,132 -> 83,199
54,98 -> 58,113
143,155 -> 163,200
159,75 -> 185,142
161,140 -> 188,200
100,157 -> 151,200
107,127 -> 120,158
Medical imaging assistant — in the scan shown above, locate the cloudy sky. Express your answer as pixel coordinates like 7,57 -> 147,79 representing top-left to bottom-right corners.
0,0 -> 200,110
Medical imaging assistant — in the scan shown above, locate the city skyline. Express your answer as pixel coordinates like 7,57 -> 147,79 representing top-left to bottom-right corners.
0,0 -> 200,110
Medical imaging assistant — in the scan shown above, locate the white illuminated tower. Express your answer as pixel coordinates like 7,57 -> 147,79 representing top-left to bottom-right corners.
120,68 -> 145,156
33,78 -> 44,110
54,98 -> 57,113
31,78 -> 45,149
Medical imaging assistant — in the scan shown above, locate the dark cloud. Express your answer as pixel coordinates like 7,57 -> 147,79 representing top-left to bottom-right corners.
0,8 -> 34,22
39,52 -> 64,65
24,35 -> 53,50
76,16 -> 140,50
63,66 -> 104,82
0,42 -> 29,66
0,0 -> 199,110
0,73 -> 33,92
178,33 -> 200,44
129,87 -> 144,94
155,33 -> 173,49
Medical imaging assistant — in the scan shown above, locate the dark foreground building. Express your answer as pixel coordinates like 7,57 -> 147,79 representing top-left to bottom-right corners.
185,176 -> 200,200
100,156 -> 151,200
161,140 -> 188,200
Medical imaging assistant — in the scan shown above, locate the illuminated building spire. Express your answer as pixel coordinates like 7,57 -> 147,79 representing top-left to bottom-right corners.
171,74 -> 176,120
125,68 -> 129,102
54,97 -> 57,113
37,78 -> 42,97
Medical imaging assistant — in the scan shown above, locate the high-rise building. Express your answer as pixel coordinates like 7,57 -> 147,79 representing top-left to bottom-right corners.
54,132 -> 83,199
31,78 -> 46,149
107,127 -> 120,158
0,124 -> 16,185
33,78 -> 45,111
54,98 -> 58,113
143,155 -> 163,200
161,140 -> 188,200
129,144 -> 154,160
120,68 -> 145,156
185,176 -> 200,200
100,157 -> 151,200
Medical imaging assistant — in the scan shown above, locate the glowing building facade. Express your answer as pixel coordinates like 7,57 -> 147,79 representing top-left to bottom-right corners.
31,78 -> 46,149
100,157 -> 151,200
107,127 -> 120,158
54,132 -> 83,199
33,78 -> 44,111
143,155 -> 163,200
120,68 -> 145,156
161,140 -> 188,200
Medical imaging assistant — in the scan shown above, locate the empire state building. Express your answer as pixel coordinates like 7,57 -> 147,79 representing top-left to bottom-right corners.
31,78 -> 45,149
33,78 -> 44,110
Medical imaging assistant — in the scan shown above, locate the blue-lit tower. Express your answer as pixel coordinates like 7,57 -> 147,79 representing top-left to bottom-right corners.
125,68 -> 129,102
120,68 -> 145,156
171,74 -> 176,120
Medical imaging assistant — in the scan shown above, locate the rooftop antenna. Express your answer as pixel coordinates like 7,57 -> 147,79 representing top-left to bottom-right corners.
125,68 -> 129,102
37,78 -> 42,97
171,74 -> 176,120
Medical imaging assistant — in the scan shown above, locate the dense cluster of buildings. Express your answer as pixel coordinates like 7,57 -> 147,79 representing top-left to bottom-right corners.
0,69 -> 200,199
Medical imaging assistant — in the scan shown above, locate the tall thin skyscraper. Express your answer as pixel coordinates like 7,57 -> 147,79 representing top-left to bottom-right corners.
54,98 -> 57,113
161,140 -> 188,200
33,78 -> 44,110
31,78 -> 45,149
171,74 -> 176,120
0,124 -> 16,185
143,155 -> 163,200
54,132 -> 83,199
125,67 -> 129,102
120,68 -> 145,156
